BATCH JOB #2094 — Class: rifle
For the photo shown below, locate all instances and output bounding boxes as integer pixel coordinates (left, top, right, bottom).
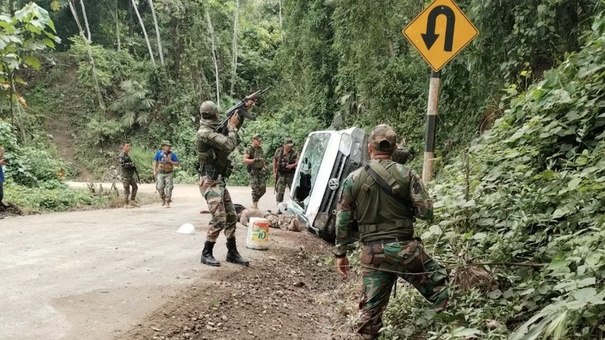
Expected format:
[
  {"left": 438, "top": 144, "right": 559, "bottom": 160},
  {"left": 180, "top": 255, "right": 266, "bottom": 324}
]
[
  {"left": 134, "top": 166, "right": 141, "bottom": 183},
  {"left": 216, "top": 87, "right": 271, "bottom": 135}
]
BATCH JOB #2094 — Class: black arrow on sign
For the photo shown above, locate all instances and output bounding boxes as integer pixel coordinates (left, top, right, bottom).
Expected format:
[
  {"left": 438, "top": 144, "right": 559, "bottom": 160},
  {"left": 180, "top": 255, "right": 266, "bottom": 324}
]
[{"left": 421, "top": 5, "right": 455, "bottom": 51}]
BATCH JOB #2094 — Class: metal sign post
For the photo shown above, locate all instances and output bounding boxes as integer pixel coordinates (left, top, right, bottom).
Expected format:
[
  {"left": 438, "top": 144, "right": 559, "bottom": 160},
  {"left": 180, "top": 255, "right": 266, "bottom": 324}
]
[{"left": 402, "top": 0, "right": 479, "bottom": 182}]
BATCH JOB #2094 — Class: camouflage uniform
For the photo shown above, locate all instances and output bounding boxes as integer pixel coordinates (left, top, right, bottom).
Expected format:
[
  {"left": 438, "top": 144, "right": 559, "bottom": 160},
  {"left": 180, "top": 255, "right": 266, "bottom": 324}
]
[
  {"left": 197, "top": 101, "right": 249, "bottom": 267},
  {"left": 245, "top": 139, "right": 267, "bottom": 206},
  {"left": 264, "top": 212, "right": 302, "bottom": 231},
  {"left": 273, "top": 141, "right": 298, "bottom": 204},
  {"left": 334, "top": 125, "right": 449, "bottom": 338},
  {"left": 118, "top": 150, "right": 138, "bottom": 205},
  {"left": 239, "top": 208, "right": 303, "bottom": 231}
]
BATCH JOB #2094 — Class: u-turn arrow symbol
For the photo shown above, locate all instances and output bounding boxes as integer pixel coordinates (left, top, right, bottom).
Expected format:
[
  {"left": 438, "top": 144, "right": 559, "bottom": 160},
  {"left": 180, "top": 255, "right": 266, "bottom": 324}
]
[{"left": 421, "top": 5, "right": 455, "bottom": 51}]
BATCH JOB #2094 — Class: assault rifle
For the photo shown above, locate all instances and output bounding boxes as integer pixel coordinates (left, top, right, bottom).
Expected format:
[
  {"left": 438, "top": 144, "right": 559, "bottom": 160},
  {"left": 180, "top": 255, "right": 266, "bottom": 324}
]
[
  {"left": 133, "top": 166, "right": 141, "bottom": 183},
  {"left": 216, "top": 87, "right": 271, "bottom": 135}
]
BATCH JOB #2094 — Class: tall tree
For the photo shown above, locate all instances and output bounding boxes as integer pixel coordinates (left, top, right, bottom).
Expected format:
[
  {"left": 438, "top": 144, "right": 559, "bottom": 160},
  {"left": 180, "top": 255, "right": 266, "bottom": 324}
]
[
  {"left": 230, "top": 0, "right": 240, "bottom": 95},
  {"left": 205, "top": 9, "right": 220, "bottom": 104},
  {"left": 130, "top": 0, "right": 156, "bottom": 66},
  {"left": 78, "top": 0, "right": 91, "bottom": 41},
  {"left": 148, "top": 0, "right": 164, "bottom": 66},
  {"left": 67, "top": 0, "right": 106, "bottom": 110},
  {"left": 114, "top": 0, "right": 120, "bottom": 51}
]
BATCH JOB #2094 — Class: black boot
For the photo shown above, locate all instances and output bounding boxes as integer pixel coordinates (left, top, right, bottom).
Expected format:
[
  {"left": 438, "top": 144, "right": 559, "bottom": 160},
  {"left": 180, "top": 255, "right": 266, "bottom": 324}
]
[
  {"left": 226, "top": 238, "right": 250, "bottom": 266},
  {"left": 201, "top": 241, "right": 220, "bottom": 267}
]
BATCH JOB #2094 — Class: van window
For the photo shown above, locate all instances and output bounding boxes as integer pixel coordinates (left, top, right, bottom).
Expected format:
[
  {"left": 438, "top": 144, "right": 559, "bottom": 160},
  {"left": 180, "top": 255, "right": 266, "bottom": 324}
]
[{"left": 292, "top": 132, "right": 332, "bottom": 210}]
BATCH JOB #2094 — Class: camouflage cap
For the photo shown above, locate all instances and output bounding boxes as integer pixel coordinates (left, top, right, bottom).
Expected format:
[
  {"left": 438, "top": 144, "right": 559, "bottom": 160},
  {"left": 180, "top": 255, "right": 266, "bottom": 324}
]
[
  {"left": 283, "top": 138, "right": 294, "bottom": 146},
  {"left": 370, "top": 124, "right": 397, "bottom": 153},
  {"left": 253, "top": 134, "right": 262, "bottom": 140},
  {"left": 161, "top": 140, "right": 172, "bottom": 147}
]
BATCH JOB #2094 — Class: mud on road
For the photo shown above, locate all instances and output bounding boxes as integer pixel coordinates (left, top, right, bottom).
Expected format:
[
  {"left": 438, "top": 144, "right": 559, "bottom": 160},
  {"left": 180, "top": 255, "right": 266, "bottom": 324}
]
[{"left": 116, "top": 230, "right": 359, "bottom": 340}]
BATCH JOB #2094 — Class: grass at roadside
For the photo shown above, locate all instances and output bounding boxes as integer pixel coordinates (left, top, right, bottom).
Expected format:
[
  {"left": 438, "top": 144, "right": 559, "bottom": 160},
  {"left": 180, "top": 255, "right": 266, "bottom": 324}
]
[{"left": 4, "top": 182, "right": 159, "bottom": 215}]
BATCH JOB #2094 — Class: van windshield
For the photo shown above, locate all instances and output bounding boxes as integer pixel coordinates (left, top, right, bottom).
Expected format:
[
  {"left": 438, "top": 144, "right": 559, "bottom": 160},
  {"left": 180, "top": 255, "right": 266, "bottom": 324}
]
[{"left": 292, "top": 132, "right": 333, "bottom": 210}]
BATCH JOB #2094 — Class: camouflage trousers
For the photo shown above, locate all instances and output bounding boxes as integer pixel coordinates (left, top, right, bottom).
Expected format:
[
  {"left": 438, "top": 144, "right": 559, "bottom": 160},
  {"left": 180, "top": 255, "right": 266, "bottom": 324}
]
[
  {"left": 199, "top": 175, "right": 237, "bottom": 242},
  {"left": 122, "top": 176, "right": 138, "bottom": 202},
  {"left": 356, "top": 239, "right": 449, "bottom": 337},
  {"left": 249, "top": 170, "right": 266, "bottom": 203},
  {"left": 275, "top": 173, "right": 294, "bottom": 203},
  {"left": 156, "top": 172, "right": 174, "bottom": 202}
]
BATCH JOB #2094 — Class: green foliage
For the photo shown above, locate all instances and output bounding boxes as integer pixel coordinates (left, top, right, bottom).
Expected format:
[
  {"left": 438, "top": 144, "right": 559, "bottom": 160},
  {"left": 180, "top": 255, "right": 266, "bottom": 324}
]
[
  {"left": 0, "top": 120, "right": 63, "bottom": 188},
  {"left": 68, "top": 35, "right": 137, "bottom": 94},
  {"left": 386, "top": 13, "right": 605, "bottom": 339},
  {"left": 126, "top": 144, "right": 155, "bottom": 183},
  {"left": 110, "top": 79, "right": 155, "bottom": 127},
  {"left": 6, "top": 184, "right": 111, "bottom": 213},
  {"left": 0, "top": 3, "right": 59, "bottom": 89}
]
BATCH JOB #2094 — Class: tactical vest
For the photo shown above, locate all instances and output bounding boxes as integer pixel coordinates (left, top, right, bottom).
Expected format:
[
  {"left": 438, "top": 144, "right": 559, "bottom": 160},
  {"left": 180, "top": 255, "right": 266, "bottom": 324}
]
[
  {"left": 158, "top": 153, "right": 174, "bottom": 173},
  {"left": 196, "top": 122, "right": 233, "bottom": 178},
  {"left": 350, "top": 159, "right": 415, "bottom": 242},
  {"left": 247, "top": 146, "right": 265, "bottom": 172},
  {"left": 277, "top": 148, "right": 296, "bottom": 174}
]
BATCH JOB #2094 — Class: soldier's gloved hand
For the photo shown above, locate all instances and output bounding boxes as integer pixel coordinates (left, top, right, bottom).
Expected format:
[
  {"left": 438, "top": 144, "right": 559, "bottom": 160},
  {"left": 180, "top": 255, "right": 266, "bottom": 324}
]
[{"left": 336, "top": 257, "right": 349, "bottom": 279}]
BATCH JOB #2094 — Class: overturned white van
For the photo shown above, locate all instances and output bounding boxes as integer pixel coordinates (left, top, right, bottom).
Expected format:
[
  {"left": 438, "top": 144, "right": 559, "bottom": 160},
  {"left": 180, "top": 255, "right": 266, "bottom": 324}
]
[{"left": 283, "top": 127, "right": 369, "bottom": 243}]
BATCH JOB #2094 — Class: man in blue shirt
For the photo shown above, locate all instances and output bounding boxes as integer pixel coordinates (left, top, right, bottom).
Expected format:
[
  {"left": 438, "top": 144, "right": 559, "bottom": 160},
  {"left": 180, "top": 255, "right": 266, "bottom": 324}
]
[{"left": 153, "top": 140, "right": 180, "bottom": 208}]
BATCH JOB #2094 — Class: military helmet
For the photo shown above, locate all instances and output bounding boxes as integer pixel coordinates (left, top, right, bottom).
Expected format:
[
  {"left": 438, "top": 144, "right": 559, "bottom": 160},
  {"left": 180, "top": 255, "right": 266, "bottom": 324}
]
[{"left": 200, "top": 101, "right": 219, "bottom": 119}]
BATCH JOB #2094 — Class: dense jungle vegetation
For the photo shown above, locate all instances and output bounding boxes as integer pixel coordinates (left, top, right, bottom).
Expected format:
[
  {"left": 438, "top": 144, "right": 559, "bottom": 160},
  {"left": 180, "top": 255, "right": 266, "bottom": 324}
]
[{"left": 1, "top": 0, "right": 605, "bottom": 338}]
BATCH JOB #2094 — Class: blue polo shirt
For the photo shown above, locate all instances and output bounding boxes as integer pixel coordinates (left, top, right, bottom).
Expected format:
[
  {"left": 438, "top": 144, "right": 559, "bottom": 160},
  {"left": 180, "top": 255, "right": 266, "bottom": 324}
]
[
  {"left": 154, "top": 150, "right": 179, "bottom": 163},
  {"left": 0, "top": 164, "right": 4, "bottom": 183}
]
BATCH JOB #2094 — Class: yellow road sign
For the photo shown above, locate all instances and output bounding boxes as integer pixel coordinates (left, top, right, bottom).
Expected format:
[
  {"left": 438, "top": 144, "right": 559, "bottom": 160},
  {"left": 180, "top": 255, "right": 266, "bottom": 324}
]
[{"left": 403, "top": 0, "right": 478, "bottom": 72}]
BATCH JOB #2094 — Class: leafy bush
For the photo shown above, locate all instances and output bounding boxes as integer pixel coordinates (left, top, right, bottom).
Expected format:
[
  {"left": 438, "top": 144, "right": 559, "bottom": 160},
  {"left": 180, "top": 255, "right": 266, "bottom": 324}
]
[
  {"left": 0, "top": 121, "right": 63, "bottom": 188},
  {"left": 5, "top": 183, "right": 115, "bottom": 213},
  {"left": 385, "top": 14, "right": 605, "bottom": 339}
]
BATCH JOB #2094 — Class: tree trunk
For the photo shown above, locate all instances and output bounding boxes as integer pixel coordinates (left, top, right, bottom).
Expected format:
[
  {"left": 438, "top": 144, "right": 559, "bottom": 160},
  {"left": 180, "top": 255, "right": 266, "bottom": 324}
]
[
  {"left": 131, "top": 0, "right": 156, "bottom": 66},
  {"left": 128, "top": 0, "right": 134, "bottom": 37},
  {"left": 278, "top": 0, "right": 283, "bottom": 39},
  {"left": 115, "top": 0, "right": 121, "bottom": 51},
  {"left": 79, "top": 0, "right": 92, "bottom": 42},
  {"left": 68, "top": 0, "right": 106, "bottom": 111},
  {"left": 229, "top": 0, "right": 239, "bottom": 96},
  {"left": 9, "top": 0, "right": 14, "bottom": 16},
  {"left": 205, "top": 9, "right": 220, "bottom": 104},
  {"left": 148, "top": 0, "right": 164, "bottom": 66}
]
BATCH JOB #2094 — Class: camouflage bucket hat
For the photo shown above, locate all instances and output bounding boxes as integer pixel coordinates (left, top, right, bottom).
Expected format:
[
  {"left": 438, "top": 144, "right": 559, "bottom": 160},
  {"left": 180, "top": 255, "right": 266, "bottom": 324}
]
[
  {"left": 161, "top": 140, "right": 172, "bottom": 147},
  {"left": 283, "top": 138, "right": 294, "bottom": 146},
  {"left": 370, "top": 124, "right": 397, "bottom": 153},
  {"left": 253, "top": 134, "right": 262, "bottom": 140}
]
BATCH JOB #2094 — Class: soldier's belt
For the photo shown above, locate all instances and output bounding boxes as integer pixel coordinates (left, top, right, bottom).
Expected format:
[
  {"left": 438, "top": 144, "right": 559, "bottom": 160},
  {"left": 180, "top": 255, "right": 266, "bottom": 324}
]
[
  {"left": 359, "top": 220, "right": 412, "bottom": 233},
  {"left": 363, "top": 237, "right": 413, "bottom": 246}
]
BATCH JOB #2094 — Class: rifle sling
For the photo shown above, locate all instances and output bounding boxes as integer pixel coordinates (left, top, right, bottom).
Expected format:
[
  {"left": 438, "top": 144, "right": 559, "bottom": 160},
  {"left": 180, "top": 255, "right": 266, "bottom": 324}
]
[{"left": 364, "top": 161, "right": 402, "bottom": 199}]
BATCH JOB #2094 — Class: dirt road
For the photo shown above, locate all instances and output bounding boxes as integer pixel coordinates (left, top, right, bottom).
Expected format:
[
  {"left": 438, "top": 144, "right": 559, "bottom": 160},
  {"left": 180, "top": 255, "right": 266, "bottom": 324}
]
[{"left": 0, "top": 184, "right": 351, "bottom": 340}]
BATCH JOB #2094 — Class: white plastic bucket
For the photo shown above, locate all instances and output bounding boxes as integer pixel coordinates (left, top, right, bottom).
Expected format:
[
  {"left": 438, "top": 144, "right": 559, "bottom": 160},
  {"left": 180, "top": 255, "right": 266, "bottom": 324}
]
[{"left": 246, "top": 217, "right": 270, "bottom": 250}]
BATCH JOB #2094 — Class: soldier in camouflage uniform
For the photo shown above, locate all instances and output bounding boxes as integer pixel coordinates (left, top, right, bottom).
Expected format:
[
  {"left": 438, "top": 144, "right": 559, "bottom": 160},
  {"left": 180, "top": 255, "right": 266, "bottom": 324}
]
[
  {"left": 118, "top": 141, "right": 139, "bottom": 208},
  {"left": 196, "top": 100, "right": 249, "bottom": 267},
  {"left": 272, "top": 138, "right": 298, "bottom": 207},
  {"left": 243, "top": 134, "right": 267, "bottom": 210},
  {"left": 334, "top": 125, "right": 449, "bottom": 339}
]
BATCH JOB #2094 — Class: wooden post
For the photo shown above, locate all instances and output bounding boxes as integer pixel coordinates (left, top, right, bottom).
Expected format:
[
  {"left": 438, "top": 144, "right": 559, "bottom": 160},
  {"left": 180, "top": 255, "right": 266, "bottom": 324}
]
[{"left": 422, "top": 70, "right": 441, "bottom": 183}]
